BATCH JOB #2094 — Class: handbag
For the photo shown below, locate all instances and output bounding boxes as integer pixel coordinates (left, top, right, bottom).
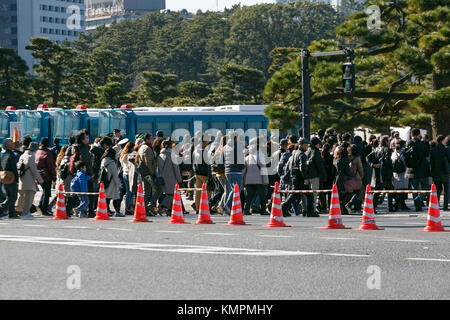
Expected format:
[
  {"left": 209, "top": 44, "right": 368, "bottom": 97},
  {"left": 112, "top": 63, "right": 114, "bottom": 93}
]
[
  {"left": 343, "top": 176, "right": 361, "bottom": 193},
  {"left": 155, "top": 156, "right": 170, "bottom": 186},
  {"left": 0, "top": 171, "right": 15, "bottom": 185}
]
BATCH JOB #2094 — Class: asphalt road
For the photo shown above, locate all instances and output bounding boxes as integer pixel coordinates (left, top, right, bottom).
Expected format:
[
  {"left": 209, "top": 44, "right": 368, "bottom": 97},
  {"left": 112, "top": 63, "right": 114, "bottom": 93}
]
[{"left": 0, "top": 193, "right": 449, "bottom": 300}]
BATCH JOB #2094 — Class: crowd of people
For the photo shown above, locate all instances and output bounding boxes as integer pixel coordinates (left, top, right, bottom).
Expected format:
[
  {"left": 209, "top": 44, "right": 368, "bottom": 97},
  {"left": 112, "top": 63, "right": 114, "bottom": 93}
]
[{"left": 0, "top": 126, "right": 448, "bottom": 220}]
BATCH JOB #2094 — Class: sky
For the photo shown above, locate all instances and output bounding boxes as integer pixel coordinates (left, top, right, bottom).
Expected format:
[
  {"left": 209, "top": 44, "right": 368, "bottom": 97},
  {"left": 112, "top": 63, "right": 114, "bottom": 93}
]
[{"left": 166, "top": 0, "right": 277, "bottom": 12}]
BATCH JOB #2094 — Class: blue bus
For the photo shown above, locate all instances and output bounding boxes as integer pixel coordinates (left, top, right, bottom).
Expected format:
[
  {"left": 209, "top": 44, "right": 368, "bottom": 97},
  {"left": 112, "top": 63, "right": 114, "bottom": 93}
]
[{"left": 0, "top": 105, "right": 295, "bottom": 145}]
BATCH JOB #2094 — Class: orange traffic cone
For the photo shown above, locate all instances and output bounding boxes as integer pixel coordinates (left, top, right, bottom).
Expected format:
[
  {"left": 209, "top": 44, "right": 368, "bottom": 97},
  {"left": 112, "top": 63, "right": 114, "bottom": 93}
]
[
  {"left": 418, "top": 184, "right": 448, "bottom": 232},
  {"left": 263, "top": 182, "right": 290, "bottom": 227},
  {"left": 91, "top": 183, "right": 112, "bottom": 221},
  {"left": 354, "top": 185, "right": 383, "bottom": 230},
  {"left": 225, "top": 184, "right": 247, "bottom": 225},
  {"left": 320, "top": 184, "right": 349, "bottom": 229},
  {"left": 51, "top": 184, "right": 71, "bottom": 220},
  {"left": 195, "top": 184, "right": 214, "bottom": 225},
  {"left": 129, "top": 184, "right": 150, "bottom": 223},
  {"left": 166, "top": 184, "right": 190, "bottom": 224}
]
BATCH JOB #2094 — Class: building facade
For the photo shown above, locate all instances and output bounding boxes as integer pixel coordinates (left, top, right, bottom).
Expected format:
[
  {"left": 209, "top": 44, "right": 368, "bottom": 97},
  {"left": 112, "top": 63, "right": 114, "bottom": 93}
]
[
  {"left": 85, "top": 0, "right": 165, "bottom": 32},
  {"left": 0, "top": 0, "right": 86, "bottom": 70}
]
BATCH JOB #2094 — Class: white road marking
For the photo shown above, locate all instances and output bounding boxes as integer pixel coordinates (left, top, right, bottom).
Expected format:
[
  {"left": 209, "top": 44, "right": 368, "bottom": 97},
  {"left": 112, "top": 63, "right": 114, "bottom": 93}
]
[
  {"left": 62, "top": 226, "right": 90, "bottom": 229},
  {"left": 99, "top": 228, "right": 134, "bottom": 231},
  {"left": 323, "top": 253, "right": 370, "bottom": 257},
  {"left": 321, "top": 237, "right": 358, "bottom": 240},
  {"left": 154, "top": 230, "right": 185, "bottom": 233},
  {"left": 0, "top": 223, "right": 9, "bottom": 225},
  {"left": 385, "top": 238, "right": 430, "bottom": 243},
  {"left": 203, "top": 232, "right": 237, "bottom": 236},
  {"left": 407, "top": 258, "right": 450, "bottom": 262},
  {"left": 259, "top": 235, "right": 294, "bottom": 238},
  {"left": 0, "top": 234, "right": 369, "bottom": 257},
  {"left": 23, "top": 224, "right": 48, "bottom": 228}
]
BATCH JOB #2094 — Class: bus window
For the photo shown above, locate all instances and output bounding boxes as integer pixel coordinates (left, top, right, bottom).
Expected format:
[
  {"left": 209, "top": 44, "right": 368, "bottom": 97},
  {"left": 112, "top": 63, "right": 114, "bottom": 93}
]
[
  {"left": 248, "top": 121, "right": 263, "bottom": 130},
  {"left": 99, "top": 111, "right": 127, "bottom": 137},
  {"left": 174, "top": 122, "right": 190, "bottom": 131},
  {"left": 137, "top": 122, "right": 153, "bottom": 135},
  {"left": 156, "top": 122, "right": 171, "bottom": 138},
  {"left": 211, "top": 122, "right": 226, "bottom": 133},
  {"left": 109, "top": 111, "right": 127, "bottom": 136},
  {"left": 0, "top": 113, "right": 9, "bottom": 140},
  {"left": 17, "top": 112, "right": 41, "bottom": 140},
  {"left": 230, "top": 121, "right": 245, "bottom": 131},
  {"left": 54, "top": 111, "right": 81, "bottom": 140}
]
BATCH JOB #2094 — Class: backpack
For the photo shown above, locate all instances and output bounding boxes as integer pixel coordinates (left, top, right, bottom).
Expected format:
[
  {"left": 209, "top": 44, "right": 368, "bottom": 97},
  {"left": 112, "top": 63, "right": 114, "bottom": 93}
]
[
  {"left": 404, "top": 145, "right": 419, "bottom": 168},
  {"left": 392, "top": 155, "right": 406, "bottom": 174},
  {"left": 98, "top": 166, "right": 112, "bottom": 189},
  {"left": 18, "top": 161, "right": 27, "bottom": 177},
  {"left": 69, "top": 151, "right": 80, "bottom": 175},
  {"left": 59, "top": 161, "right": 70, "bottom": 180}
]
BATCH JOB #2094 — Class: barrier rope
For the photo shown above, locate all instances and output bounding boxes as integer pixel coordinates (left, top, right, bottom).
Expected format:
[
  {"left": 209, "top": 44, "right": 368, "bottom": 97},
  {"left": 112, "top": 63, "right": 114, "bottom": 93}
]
[
  {"left": 370, "top": 190, "right": 431, "bottom": 194},
  {"left": 178, "top": 188, "right": 203, "bottom": 192},
  {"left": 278, "top": 189, "right": 332, "bottom": 194},
  {"left": 61, "top": 192, "right": 100, "bottom": 196}
]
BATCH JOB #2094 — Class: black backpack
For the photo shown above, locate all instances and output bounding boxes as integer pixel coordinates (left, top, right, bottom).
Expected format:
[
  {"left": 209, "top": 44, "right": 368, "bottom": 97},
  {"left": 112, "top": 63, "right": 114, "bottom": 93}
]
[
  {"left": 392, "top": 156, "right": 406, "bottom": 174},
  {"left": 404, "top": 145, "right": 420, "bottom": 168},
  {"left": 98, "top": 167, "right": 112, "bottom": 189},
  {"left": 59, "top": 162, "right": 70, "bottom": 180}
]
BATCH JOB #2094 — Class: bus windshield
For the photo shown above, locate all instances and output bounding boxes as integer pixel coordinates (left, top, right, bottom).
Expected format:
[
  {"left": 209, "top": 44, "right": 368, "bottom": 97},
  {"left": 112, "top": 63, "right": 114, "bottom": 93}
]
[
  {"left": 16, "top": 111, "right": 41, "bottom": 140},
  {"left": 99, "top": 111, "right": 127, "bottom": 137},
  {"left": 54, "top": 111, "right": 82, "bottom": 140},
  {"left": 0, "top": 112, "right": 10, "bottom": 141}
]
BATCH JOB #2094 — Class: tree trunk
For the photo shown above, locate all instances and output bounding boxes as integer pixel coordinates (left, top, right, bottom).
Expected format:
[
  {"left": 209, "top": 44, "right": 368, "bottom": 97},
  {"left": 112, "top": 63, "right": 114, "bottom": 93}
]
[
  {"left": 431, "top": 111, "right": 450, "bottom": 138},
  {"left": 430, "top": 72, "right": 450, "bottom": 138}
]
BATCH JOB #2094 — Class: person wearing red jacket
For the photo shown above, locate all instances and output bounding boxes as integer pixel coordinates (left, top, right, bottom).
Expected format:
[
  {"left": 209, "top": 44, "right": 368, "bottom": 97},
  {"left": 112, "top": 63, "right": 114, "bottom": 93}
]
[{"left": 36, "top": 137, "right": 56, "bottom": 216}]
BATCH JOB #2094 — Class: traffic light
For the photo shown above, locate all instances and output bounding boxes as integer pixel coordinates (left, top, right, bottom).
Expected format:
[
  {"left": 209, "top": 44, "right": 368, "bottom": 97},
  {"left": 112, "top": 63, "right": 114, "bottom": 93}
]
[{"left": 342, "top": 62, "right": 355, "bottom": 93}]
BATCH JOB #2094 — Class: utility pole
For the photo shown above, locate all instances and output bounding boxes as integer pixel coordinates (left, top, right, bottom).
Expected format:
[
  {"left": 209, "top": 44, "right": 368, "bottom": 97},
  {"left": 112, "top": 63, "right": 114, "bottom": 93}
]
[
  {"left": 301, "top": 49, "right": 311, "bottom": 140},
  {"left": 300, "top": 48, "right": 355, "bottom": 140}
]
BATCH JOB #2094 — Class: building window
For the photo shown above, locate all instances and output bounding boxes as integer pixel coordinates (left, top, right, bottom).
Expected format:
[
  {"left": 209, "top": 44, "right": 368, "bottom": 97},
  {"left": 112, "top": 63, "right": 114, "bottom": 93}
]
[
  {"left": 55, "top": 18, "right": 60, "bottom": 23},
  {"left": 48, "top": 6, "right": 54, "bottom": 11},
  {"left": 42, "top": 28, "right": 48, "bottom": 34},
  {"left": 55, "top": 6, "right": 60, "bottom": 12},
  {"left": 49, "top": 17, "right": 54, "bottom": 23},
  {"left": 41, "top": 5, "right": 48, "bottom": 10},
  {"left": 61, "top": 18, "right": 66, "bottom": 24},
  {"left": 67, "top": 30, "right": 72, "bottom": 36},
  {"left": 61, "top": 30, "right": 67, "bottom": 35}
]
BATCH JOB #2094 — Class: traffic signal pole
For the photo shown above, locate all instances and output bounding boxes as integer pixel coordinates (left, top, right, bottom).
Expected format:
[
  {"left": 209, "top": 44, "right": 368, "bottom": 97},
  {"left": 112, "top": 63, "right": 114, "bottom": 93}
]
[
  {"left": 301, "top": 49, "right": 311, "bottom": 140},
  {"left": 300, "top": 48, "right": 354, "bottom": 140}
]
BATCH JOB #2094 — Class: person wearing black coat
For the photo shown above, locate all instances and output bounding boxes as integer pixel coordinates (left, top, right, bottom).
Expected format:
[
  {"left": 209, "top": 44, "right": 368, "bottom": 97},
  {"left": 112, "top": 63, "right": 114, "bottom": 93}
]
[
  {"left": 281, "top": 139, "right": 315, "bottom": 217},
  {"left": 367, "top": 136, "right": 396, "bottom": 212},
  {"left": 306, "top": 137, "right": 327, "bottom": 213},
  {"left": 0, "top": 139, "right": 19, "bottom": 219},
  {"left": 430, "top": 135, "right": 449, "bottom": 210},
  {"left": 333, "top": 143, "right": 353, "bottom": 214},
  {"left": 405, "top": 128, "right": 430, "bottom": 211}
]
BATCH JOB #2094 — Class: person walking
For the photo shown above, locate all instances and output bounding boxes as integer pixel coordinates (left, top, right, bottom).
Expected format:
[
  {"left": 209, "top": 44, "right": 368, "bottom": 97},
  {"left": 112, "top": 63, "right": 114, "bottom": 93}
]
[
  {"left": 306, "top": 137, "right": 327, "bottom": 215},
  {"left": 430, "top": 135, "right": 449, "bottom": 210},
  {"left": 100, "top": 147, "right": 122, "bottom": 217},
  {"left": 281, "top": 139, "right": 314, "bottom": 217},
  {"left": 16, "top": 142, "right": 43, "bottom": 219},
  {"left": 136, "top": 133, "right": 161, "bottom": 216},
  {"left": 70, "top": 161, "right": 91, "bottom": 217},
  {"left": 36, "top": 137, "right": 56, "bottom": 216},
  {"left": 157, "top": 140, "right": 183, "bottom": 215},
  {"left": 346, "top": 144, "right": 364, "bottom": 214},
  {"left": 0, "top": 139, "right": 19, "bottom": 219},
  {"left": 120, "top": 142, "right": 136, "bottom": 215},
  {"left": 333, "top": 143, "right": 353, "bottom": 214},
  {"left": 243, "top": 144, "right": 269, "bottom": 215},
  {"left": 405, "top": 128, "right": 430, "bottom": 211},
  {"left": 391, "top": 140, "right": 409, "bottom": 211}
]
